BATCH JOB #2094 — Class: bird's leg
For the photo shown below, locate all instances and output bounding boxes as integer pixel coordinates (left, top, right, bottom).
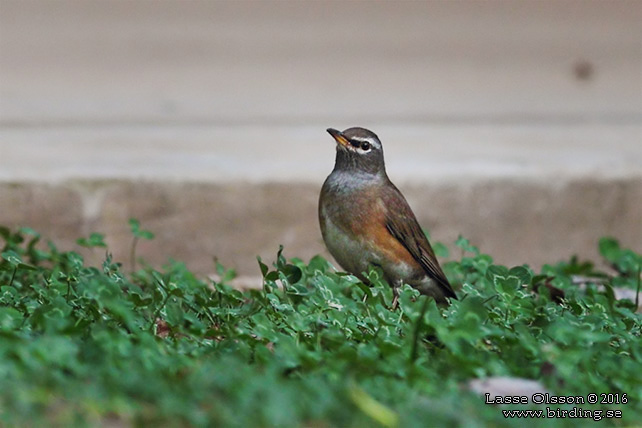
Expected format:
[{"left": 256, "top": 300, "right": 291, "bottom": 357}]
[
  {"left": 360, "top": 277, "right": 373, "bottom": 304},
  {"left": 391, "top": 280, "right": 402, "bottom": 310}
]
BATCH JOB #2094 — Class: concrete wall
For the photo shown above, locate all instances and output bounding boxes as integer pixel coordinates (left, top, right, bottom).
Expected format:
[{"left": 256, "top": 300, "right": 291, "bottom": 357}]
[{"left": 1, "top": 0, "right": 641, "bottom": 276}]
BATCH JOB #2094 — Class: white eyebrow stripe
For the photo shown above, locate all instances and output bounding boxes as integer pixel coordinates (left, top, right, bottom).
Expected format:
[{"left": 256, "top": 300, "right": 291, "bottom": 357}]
[
  {"left": 350, "top": 136, "right": 372, "bottom": 143},
  {"left": 349, "top": 136, "right": 378, "bottom": 147}
]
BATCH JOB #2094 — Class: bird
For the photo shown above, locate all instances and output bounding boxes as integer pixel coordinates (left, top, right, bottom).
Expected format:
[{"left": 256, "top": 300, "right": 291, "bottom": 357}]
[{"left": 319, "top": 127, "right": 457, "bottom": 307}]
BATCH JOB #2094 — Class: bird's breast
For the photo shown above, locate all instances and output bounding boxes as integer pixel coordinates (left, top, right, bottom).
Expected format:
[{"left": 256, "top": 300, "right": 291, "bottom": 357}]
[{"left": 319, "top": 175, "right": 421, "bottom": 281}]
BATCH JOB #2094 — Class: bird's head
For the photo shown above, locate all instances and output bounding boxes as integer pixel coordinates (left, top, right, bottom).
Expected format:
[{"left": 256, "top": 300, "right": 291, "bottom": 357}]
[{"left": 326, "top": 127, "right": 386, "bottom": 176}]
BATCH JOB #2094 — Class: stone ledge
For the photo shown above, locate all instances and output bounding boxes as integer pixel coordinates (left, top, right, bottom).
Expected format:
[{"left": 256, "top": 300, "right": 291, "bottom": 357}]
[{"left": 1, "top": 178, "right": 640, "bottom": 277}]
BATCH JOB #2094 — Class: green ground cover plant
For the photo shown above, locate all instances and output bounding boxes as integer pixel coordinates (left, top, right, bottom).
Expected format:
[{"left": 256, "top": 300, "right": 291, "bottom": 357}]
[{"left": 0, "top": 222, "right": 640, "bottom": 427}]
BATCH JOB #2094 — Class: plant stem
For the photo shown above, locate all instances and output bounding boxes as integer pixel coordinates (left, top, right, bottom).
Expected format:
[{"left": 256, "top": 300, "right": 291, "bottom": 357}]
[
  {"left": 409, "top": 296, "right": 430, "bottom": 364},
  {"left": 635, "top": 265, "right": 642, "bottom": 311},
  {"left": 130, "top": 236, "right": 139, "bottom": 273},
  {"left": 9, "top": 266, "right": 17, "bottom": 287}
]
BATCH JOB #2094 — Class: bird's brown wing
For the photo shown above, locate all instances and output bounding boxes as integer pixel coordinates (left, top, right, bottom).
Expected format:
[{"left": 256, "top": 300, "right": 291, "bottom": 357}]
[{"left": 382, "top": 184, "right": 457, "bottom": 299}]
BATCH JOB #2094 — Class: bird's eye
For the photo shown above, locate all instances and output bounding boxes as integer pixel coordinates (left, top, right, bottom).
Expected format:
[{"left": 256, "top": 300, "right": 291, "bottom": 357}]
[{"left": 361, "top": 141, "right": 370, "bottom": 151}]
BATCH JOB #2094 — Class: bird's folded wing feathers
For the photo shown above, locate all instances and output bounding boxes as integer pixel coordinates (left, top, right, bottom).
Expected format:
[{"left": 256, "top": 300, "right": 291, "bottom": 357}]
[{"left": 384, "top": 203, "right": 457, "bottom": 300}]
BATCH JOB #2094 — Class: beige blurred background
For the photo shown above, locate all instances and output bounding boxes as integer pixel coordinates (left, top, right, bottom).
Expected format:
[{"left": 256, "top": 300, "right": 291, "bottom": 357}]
[{"left": 1, "top": 0, "right": 641, "bottom": 278}]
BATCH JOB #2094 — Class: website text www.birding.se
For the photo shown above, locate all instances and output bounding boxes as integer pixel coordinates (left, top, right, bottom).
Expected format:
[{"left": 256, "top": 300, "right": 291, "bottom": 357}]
[{"left": 485, "top": 393, "right": 626, "bottom": 421}]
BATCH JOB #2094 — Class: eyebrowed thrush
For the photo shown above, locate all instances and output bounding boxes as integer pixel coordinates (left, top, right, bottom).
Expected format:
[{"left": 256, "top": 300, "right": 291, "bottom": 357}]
[{"left": 319, "top": 127, "right": 457, "bottom": 305}]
